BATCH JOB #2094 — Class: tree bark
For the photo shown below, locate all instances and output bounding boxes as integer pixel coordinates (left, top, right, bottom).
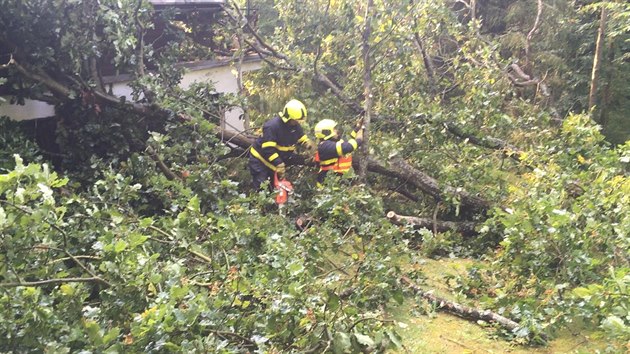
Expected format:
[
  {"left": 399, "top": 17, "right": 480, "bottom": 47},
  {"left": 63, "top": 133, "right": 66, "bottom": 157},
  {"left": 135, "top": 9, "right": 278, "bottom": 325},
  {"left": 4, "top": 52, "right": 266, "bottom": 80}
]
[
  {"left": 413, "top": 32, "right": 436, "bottom": 91},
  {"left": 358, "top": 0, "right": 374, "bottom": 181},
  {"left": 385, "top": 158, "right": 491, "bottom": 212},
  {"left": 589, "top": 7, "right": 608, "bottom": 112},
  {"left": 599, "top": 37, "right": 615, "bottom": 126},
  {"left": 525, "top": 0, "right": 543, "bottom": 71},
  {"left": 387, "top": 211, "right": 478, "bottom": 237},
  {"left": 146, "top": 146, "right": 181, "bottom": 181},
  {"left": 400, "top": 276, "right": 533, "bottom": 337}
]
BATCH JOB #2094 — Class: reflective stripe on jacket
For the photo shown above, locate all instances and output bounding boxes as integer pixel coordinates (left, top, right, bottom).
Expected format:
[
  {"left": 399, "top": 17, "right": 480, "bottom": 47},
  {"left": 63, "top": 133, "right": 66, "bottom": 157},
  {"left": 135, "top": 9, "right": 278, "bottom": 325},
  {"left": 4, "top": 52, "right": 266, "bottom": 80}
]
[{"left": 315, "top": 138, "right": 361, "bottom": 174}]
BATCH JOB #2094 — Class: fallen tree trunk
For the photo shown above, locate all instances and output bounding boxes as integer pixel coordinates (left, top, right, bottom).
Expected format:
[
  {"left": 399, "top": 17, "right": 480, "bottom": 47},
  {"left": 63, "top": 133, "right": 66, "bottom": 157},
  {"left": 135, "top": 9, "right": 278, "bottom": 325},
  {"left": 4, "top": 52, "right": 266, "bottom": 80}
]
[
  {"left": 219, "top": 130, "right": 492, "bottom": 212},
  {"left": 400, "top": 276, "right": 523, "bottom": 335},
  {"left": 387, "top": 211, "right": 478, "bottom": 237},
  {"left": 381, "top": 158, "right": 491, "bottom": 212}
]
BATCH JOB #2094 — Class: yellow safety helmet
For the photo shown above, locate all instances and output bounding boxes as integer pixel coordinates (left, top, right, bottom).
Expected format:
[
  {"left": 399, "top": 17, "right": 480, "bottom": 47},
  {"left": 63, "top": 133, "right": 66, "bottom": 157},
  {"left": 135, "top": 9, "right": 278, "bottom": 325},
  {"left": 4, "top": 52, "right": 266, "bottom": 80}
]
[
  {"left": 279, "top": 99, "right": 307, "bottom": 123},
  {"left": 314, "top": 119, "right": 338, "bottom": 140}
]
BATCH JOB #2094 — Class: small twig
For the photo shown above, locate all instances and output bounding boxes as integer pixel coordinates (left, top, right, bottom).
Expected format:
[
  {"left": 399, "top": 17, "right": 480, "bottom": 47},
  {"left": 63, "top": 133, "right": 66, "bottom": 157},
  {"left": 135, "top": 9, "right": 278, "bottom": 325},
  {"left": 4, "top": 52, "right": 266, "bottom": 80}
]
[
  {"left": 147, "top": 225, "right": 174, "bottom": 240},
  {"left": 212, "top": 330, "right": 257, "bottom": 348},
  {"left": 432, "top": 201, "right": 440, "bottom": 236},
  {"left": 190, "top": 270, "right": 214, "bottom": 280},
  {"left": 51, "top": 255, "right": 101, "bottom": 263},
  {"left": 190, "top": 281, "right": 214, "bottom": 287},
  {"left": 348, "top": 316, "right": 395, "bottom": 332},
  {"left": 146, "top": 145, "right": 181, "bottom": 181},
  {"left": 439, "top": 335, "right": 489, "bottom": 353},
  {"left": 189, "top": 249, "right": 212, "bottom": 264},
  {"left": 148, "top": 236, "right": 172, "bottom": 244},
  {"left": 0, "top": 200, "right": 68, "bottom": 248},
  {"left": 568, "top": 337, "right": 590, "bottom": 352},
  {"left": 324, "top": 256, "right": 351, "bottom": 276},
  {"left": 0, "top": 54, "right": 15, "bottom": 69},
  {"left": 341, "top": 227, "right": 354, "bottom": 241},
  {"left": 65, "top": 250, "right": 111, "bottom": 287}
]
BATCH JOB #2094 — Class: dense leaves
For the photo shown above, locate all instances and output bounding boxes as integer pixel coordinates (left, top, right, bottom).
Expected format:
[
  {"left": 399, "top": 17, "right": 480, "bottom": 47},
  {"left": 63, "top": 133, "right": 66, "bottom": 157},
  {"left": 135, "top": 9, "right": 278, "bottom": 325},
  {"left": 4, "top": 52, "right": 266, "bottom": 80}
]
[
  {"left": 1, "top": 0, "right": 629, "bottom": 351},
  {"left": 0, "top": 152, "right": 406, "bottom": 352}
]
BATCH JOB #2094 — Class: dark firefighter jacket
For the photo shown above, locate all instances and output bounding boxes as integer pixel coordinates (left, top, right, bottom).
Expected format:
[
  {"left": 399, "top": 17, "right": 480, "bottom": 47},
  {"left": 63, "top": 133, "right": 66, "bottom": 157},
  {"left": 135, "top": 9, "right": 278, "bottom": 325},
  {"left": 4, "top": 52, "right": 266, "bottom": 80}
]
[
  {"left": 250, "top": 116, "right": 309, "bottom": 171},
  {"left": 315, "top": 134, "right": 362, "bottom": 184}
]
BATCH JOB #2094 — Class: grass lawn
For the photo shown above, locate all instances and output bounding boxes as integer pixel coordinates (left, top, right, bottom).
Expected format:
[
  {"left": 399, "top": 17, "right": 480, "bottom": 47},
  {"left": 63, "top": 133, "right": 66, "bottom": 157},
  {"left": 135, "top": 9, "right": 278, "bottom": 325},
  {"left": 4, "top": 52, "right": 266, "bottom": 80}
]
[{"left": 388, "top": 258, "right": 611, "bottom": 354}]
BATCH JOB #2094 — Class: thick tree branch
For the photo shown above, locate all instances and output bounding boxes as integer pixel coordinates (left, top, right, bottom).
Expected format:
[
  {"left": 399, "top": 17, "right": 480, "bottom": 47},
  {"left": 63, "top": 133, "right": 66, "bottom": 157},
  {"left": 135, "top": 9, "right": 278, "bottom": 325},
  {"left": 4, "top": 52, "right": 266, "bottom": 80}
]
[
  {"left": 10, "top": 60, "right": 74, "bottom": 98},
  {"left": 146, "top": 146, "right": 182, "bottom": 181},
  {"left": 525, "top": 0, "right": 543, "bottom": 69},
  {"left": 401, "top": 276, "right": 537, "bottom": 338},
  {"left": 313, "top": 72, "right": 364, "bottom": 114},
  {"left": 429, "top": 115, "right": 528, "bottom": 163},
  {"left": 358, "top": 0, "right": 374, "bottom": 181},
  {"left": 219, "top": 130, "right": 491, "bottom": 211},
  {"left": 387, "top": 211, "right": 478, "bottom": 237},
  {"left": 506, "top": 63, "right": 550, "bottom": 97},
  {"left": 413, "top": 32, "right": 436, "bottom": 88},
  {"left": 589, "top": 7, "right": 608, "bottom": 111},
  {"left": 383, "top": 158, "right": 491, "bottom": 212}
]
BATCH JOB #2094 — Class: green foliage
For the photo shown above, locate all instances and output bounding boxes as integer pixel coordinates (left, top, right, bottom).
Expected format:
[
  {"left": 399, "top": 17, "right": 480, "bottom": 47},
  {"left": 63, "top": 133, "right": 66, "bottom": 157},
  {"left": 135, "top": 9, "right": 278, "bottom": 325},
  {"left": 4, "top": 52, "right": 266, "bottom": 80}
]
[
  {"left": 2, "top": 0, "right": 629, "bottom": 349},
  {"left": 0, "top": 154, "right": 405, "bottom": 352},
  {"left": 0, "top": 118, "right": 42, "bottom": 172},
  {"left": 471, "top": 114, "right": 630, "bottom": 344},
  {"left": 571, "top": 267, "right": 630, "bottom": 344}
]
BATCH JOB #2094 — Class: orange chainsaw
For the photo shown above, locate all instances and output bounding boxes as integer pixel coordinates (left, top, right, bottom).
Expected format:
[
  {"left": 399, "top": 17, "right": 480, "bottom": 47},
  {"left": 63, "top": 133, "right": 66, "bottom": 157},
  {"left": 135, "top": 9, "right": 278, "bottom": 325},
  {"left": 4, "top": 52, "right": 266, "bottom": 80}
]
[{"left": 274, "top": 172, "right": 294, "bottom": 205}]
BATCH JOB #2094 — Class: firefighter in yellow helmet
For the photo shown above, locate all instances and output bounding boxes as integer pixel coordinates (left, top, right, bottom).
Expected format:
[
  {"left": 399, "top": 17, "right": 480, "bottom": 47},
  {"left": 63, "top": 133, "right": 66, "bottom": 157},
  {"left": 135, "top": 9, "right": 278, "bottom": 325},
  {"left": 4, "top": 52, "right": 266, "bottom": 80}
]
[
  {"left": 249, "top": 99, "right": 316, "bottom": 190},
  {"left": 314, "top": 119, "right": 363, "bottom": 186}
]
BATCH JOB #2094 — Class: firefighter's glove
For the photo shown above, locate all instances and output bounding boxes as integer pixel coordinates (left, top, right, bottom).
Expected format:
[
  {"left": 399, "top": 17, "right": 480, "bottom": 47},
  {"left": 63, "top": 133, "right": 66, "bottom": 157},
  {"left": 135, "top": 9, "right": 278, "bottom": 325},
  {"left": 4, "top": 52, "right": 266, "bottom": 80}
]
[
  {"left": 355, "top": 127, "right": 364, "bottom": 140},
  {"left": 276, "top": 163, "right": 286, "bottom": 179},
  {"left": 352, "top": 127, "right": 364, "bottom": 140}
]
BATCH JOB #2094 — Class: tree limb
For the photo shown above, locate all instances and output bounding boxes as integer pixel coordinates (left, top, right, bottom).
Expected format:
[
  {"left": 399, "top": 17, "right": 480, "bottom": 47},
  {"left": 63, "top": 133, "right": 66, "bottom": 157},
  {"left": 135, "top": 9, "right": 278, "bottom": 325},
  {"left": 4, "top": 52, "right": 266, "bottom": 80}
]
[
  {"left": 381, "top": 158, "right": 491, "bottom": 212},
  {"left": 589, "top": 7, "right": 608, "bottom": 111},
  {"left": 146, "top": 145, "right": 181, "bottom": 181},
  {"left": 226, "top": 0, "right": 295, "bottom": 69},
  {"left": 413, "top": 32, "right": 436, "bottom": 88},
  {"left": 0, "top": 277, "right": 105, "bottom": 287},
  {"left": 1, "top": 54, "right": 15, "bottom": 69},
  {"left": 10, "top": 59, "right": 74, "bottom": 98},
  {"left": 358, "top": 0, "right": 374, "bottom": 181},
  {"left": 525, "top": 0, "right": 543, "bottom": 69},
  {"left": 387, "top": 211, "right": 478, "bottom": 237},
  {"left": 506, "top": 63, "right": 550, "bottom": 97},
  {"left": 401, "top": 276, "right": 528, "bottom": 335}
]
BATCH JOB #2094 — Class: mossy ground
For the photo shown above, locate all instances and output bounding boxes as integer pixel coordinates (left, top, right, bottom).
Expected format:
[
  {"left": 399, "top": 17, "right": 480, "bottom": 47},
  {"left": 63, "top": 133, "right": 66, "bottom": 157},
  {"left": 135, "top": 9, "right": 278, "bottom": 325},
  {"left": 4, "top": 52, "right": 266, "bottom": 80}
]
[{"left": 388, "top": 258, "right": 610, "bottom": 354}]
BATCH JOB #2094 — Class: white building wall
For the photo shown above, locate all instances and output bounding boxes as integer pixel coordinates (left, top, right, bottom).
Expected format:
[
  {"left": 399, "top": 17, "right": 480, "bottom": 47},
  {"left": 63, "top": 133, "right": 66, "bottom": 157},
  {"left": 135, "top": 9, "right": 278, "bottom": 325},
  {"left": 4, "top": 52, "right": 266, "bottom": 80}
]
[
  {"left": 0, "top": 98, "right": 55, "bottom": 121},
  {"left": 0, "top": 58, "right": 261, "bottom": 133}
]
